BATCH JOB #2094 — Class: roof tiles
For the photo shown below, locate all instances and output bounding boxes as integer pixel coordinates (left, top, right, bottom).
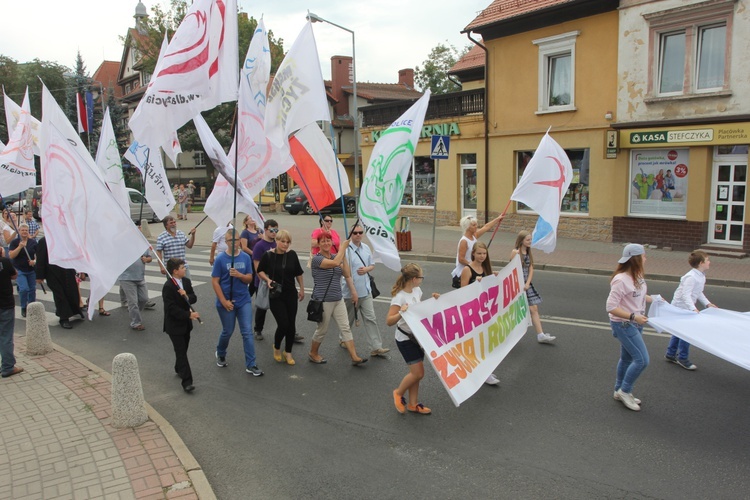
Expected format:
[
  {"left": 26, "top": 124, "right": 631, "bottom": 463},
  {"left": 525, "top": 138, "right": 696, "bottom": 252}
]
[{"left": 465, "top": 0, "right": 576, "bottom": 31}]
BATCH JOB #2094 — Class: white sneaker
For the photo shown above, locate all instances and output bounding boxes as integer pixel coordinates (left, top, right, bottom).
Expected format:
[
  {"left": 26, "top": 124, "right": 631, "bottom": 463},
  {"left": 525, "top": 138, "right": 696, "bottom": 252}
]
[
  {"left": 613, "top": 391, "right": 641, "bottom": 405},
  {"left": 615, "top": 389, "right": 641, "bottom": 411},
  {"left": 537, "top": 333, "right": 556, "bottom": 344},
  {"left": 484, "top": 374, "right": 500, "bottom": 386}
]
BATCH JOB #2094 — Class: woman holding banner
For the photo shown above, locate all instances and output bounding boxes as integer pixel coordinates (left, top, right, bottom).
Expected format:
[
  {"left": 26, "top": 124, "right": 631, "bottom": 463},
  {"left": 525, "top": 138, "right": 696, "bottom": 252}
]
[
  {"left": 387, "top": 263, "right": 439, "bottom": 415},
  {"left": 308, "top": 233, "right": 367, "bottom": 366},
  {"left": 511, "top": 231, "right": 555, "bottom": 344},
  {"left": 606, "top": 244, "right": 655, "bottom": 412},
  {"left": 460, "top": 242, "right": 500, "bottom": 386}
]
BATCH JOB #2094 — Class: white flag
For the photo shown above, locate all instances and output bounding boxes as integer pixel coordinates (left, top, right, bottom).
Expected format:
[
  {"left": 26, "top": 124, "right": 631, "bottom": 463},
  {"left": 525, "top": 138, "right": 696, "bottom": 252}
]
[
  {"left": 40, "top": 85, "right": 148, "bottom": 319},
  {"left": 124, "top": 141, "right": 175, "bottom": 220},
  {"left": 4, "top": 89, "right": 41, "bottom": 155},
  {"left": 95, "top": 107, "right": 130, "bottom": 214},
  {"left": 194, "top": 113, "right": 260, "bottom": 226},
  {"left": 228, "top": 18, "right": 293, "bottom": 197},
  {"left": 510, "top": 132, "right": 573, "bottom": 253},
  {"left": 129, "top": 0, "right": 238, "bottom": 148},
  {"left": 154, "top": 32, "right": 184, "bottom": 166},
  {"left": 0, "top": 88, "right": 36, "bottom": 197},
  {"left": 358, "top": 91, "right": 431, "bottom": 271},
  {"left": 264, "top": 22, "right": 329, "bottom": 147}
]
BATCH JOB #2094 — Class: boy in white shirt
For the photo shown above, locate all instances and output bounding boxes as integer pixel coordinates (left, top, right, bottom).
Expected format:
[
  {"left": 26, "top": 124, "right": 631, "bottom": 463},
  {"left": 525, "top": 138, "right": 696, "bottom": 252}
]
[{"left": 665, "top": 250, "right": 717, "bottom": 371}]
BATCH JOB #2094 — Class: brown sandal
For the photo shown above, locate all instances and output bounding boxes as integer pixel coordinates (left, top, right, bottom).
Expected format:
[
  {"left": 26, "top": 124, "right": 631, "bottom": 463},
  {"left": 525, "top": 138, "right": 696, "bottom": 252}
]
[{"left": 98, "top": 308, "right": 111, "bottom": 316}]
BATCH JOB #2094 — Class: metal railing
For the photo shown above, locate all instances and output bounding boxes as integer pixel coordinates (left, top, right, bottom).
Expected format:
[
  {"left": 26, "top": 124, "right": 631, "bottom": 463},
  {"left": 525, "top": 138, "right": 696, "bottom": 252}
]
[{"left": 361, "top": 88, "right": 484, "bottom": 127}]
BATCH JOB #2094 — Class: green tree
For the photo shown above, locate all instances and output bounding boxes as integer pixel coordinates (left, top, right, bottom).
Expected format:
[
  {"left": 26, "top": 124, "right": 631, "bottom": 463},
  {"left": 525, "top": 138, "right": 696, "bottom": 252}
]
[
  {"left": 414, "top": 42, "right": 471, "bottom": 94},
  {"left": 64, "top": 51, "right": 101, "bottom": 155},
  {"left": 105, "top": 87, "right": 129, "bottom": 155}
]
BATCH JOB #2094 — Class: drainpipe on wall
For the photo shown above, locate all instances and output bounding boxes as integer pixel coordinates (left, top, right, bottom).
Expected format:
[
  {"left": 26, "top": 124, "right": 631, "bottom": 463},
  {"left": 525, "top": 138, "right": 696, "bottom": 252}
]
[{"left": 466, "top": 32, "right": 490, "bottom": 224}]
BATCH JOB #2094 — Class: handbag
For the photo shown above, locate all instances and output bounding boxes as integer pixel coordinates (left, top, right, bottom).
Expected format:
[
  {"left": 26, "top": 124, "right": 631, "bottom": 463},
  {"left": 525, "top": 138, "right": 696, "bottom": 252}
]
[
  {"left": 255, "top": 280, "right": 270, "bottom": 310},
  {"left": 452, "top": 276, "right": 461, "bottom": 289},
  {"left": 266, "top": 251, "right": 286, "bottom": 299},
  {"left": 307, "top": 258, "right": 336, "bottom": 323},
  {"left": 351, "top": 246, "right": 380, "bottom": 299}
]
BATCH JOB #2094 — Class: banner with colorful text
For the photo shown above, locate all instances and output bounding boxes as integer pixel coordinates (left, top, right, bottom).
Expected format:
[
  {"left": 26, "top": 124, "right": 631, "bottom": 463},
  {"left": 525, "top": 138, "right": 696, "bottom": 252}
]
[{"left": 401, "top": 255, "right": 531, "bottom": 406}]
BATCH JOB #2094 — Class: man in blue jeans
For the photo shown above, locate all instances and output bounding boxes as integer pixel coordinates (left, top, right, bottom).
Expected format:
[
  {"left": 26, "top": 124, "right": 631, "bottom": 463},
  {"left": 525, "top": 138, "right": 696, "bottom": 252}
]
[
  {"left": 212, "top": 230, "right": 263, "bottom": 376},
  {"left": 1, "top": 248, "right": 24, "bottom": 378},
  {"left": 8, "top": 223, "right": 37, "bottom": 318}
]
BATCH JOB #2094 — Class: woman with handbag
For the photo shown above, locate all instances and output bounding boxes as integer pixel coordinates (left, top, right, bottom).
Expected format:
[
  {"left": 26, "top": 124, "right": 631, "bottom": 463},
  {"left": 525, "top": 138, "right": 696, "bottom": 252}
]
[
  {"left": 257, "top": 230, "right": 304, "bottom": 365},
  {"left": 308, "top": 233, "right": 367, "bottom": 366}
]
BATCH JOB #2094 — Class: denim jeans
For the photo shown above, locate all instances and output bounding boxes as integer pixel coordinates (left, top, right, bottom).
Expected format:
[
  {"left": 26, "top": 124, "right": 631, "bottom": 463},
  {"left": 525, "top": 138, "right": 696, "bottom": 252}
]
[
  {"left": 666, "top": 335, "right": 691, "bottom": 360},
  {"left": 0, "top": 308, "right": 16, "bottom": 376},
  {"left": 610, "top": 321, "right": 650, "bottom": 394},
  {"left": 16, "top": 269, "right": 36, "bottom": 309},
  {"left": 216, "top": 301, "right": 256, "bottom": 368}
]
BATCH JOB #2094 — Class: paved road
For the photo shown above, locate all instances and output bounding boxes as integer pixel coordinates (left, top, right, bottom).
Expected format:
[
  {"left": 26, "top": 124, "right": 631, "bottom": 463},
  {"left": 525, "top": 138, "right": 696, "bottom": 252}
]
[{"left": 25, "top": 249, "right": 750, "bottom": 499}]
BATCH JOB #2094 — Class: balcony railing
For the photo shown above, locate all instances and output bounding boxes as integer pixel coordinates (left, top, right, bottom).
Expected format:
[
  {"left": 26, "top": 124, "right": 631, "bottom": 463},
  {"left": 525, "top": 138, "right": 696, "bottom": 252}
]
[{"left": 361, "top": 88, "right": 485, "bottom": 127}]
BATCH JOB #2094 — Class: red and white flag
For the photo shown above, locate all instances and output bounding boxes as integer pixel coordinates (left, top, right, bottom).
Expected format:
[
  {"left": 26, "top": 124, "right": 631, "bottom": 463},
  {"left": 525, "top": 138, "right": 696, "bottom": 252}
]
[
  {"left": 76, "top": 93, "right": 89, "bottom": 133},
  {"left": 510, "top": 132, "right": 573, "bottom": 253},
  {"left": 264, "top": 22, "right": 329, "bottom": 147},
  {"left": 153, "top": 32, "right": 183, "bottom": 166},
  {"left": 129, "top": 0, "right": 238, "bottom": 148},
  {"left": 0, "top": 88, "right": 36, "bottom": 197},
  {"left": 4, "top": 89, "right": 41, "bottom": 155},
  {"left": 40, "top": 85, "right": 149, "bottom": 319},
  {"left": 288, "top": 123, "right": 350, "bottom": 211}
]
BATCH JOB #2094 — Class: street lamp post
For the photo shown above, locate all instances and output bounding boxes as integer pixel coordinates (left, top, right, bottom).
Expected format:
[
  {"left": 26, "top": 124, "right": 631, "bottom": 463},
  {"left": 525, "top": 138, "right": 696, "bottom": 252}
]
[{"left": 306, "top": 12, "right": 360, "bottom": 207}]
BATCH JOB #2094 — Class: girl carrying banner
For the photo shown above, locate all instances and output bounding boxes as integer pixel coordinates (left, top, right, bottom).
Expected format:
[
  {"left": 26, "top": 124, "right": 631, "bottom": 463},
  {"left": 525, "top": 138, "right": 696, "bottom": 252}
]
[{"left": 387, "top": 263, "right": 440, "bottom": 415}]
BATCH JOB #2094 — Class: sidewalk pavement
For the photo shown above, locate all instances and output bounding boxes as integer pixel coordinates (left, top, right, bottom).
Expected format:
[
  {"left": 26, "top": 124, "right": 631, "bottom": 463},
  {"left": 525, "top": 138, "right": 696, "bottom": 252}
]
[
  {"left": 172, "top": 209, "right": 750, "bottom": 288},
  {"left": 0, "top": 335, "right": 215, "bottom": 500}
]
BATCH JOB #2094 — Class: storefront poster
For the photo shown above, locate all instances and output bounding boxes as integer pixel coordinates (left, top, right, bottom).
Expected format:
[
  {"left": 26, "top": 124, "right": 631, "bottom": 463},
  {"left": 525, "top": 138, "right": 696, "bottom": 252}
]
[{"left": 629, "top": 148, "right": 688, "bottom": 218}]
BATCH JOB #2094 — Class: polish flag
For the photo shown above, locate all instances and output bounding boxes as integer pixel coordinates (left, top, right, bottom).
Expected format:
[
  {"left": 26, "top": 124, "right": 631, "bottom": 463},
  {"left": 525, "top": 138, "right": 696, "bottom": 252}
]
[
  {"left": 76, "top": 93, "right": 88, "bottom": 133},
  {"left": 288, "top": 123, "right": 350, "bottom": 211}
]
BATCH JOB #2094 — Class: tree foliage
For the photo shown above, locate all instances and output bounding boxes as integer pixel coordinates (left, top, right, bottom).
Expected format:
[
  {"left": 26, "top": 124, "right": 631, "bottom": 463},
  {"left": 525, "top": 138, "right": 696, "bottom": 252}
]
[{"left": 414, "top": 42, "right": 472, "bottom": 95}]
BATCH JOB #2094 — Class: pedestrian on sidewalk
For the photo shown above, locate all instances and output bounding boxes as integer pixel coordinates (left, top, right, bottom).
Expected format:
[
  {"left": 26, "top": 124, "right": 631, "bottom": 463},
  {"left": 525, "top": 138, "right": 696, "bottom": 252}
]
[
  {"left": 388, "top": 263, "right": 439, "bottom": 415},
  {"left": 212, "top": 230, "right": 263, "bottom": 377},
  {"left": 308, "top": 234, "right": 367, "bottom": 366},
  {"left": 606, "top": 244, "right": 655, "bottom": 412},
  {"left": 177, "top": 184, "right": 188, "bottom": 220},
  {"left": 257, "top": 230, "right": 304, "bottom": 365},
  {"left": 451, "top": 215, "right": 503, "bottom": 288},
  {"left": 664, "top": 250, "right": 717, "bottom": 371},
  {"left": 511, "top": 231, "right": 556, "bottom": 344},
  {"left": 8, "top": 223, "right": 37, "bottom": 318},
  {"left": 35, "top": 237, "right": 80, "bottom": 329},
  {"left": 342, "top": 225, "right": 389, "bottom": 358},
  {"left": 162, "top": 258, "right": 200, "bottom": 393},
  {"left": 460, "top": 242, "right": 500, "bottom": 386},
  {"left": 1, "top": 247, "right": 24, "bottom": 378},
  {"left": 119, "top": 251, "right": 152, "bottom": 331}
]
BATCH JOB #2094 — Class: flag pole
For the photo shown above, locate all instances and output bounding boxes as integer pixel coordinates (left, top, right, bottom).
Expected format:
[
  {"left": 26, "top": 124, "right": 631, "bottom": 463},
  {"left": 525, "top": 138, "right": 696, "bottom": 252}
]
[
  {"left": 487, "top": 198, "right": 512, "bottom": 249},
  {"left": 328, "top": 122, "right": 349, "bottom": 236},
  {"left": 138, "top": 148, "right": 149, "bottom": 223},
  {"left": 150, "top": 245, "right": 202, "bottom": 324},
  {"left": 228, "top": 104, "right": 240, "bottom": 300}
]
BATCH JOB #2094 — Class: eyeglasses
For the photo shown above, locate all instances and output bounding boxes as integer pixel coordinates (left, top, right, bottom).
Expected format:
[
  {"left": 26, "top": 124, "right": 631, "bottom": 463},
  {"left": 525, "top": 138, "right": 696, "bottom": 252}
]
[
  {"left": 323, "top": 219, "right": 333, "bottom": 223},
  {"left": 352, "top": 231, "right": 363, "bottom": 235},
  {"left": 417, "top": 276, "right": 425, "bottom": 280},
  {"left": 268, "top": 228, "right": 279, "bottom": 233}
]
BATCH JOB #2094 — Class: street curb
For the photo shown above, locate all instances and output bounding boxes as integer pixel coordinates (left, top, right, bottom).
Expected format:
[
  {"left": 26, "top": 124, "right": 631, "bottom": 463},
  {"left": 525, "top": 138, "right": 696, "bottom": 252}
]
[{"left": 49, "top": 341, "right": 217, "bottom": 500}]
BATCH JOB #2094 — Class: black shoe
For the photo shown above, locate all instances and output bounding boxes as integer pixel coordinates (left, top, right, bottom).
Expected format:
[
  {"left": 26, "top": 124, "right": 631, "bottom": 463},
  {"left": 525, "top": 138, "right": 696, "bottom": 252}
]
[
  {"left": 183, "top": 384, "right": 195, "bottom": 393},
  {"left": 294, "top": 334, "right": 305, "bottom": 343},
  {"left": 144, "top": 301, "right": 157, "bottom": 310},
  {"left": 59, "top": 319, "right": 73, "bottom": 329},
  {"left": 21, "top": 308, "right": 26, "bottom": 318},
  {"left": 254, "top": 331, "right": 264, "bottom": 341},
  {"left": 79, "top": 308, "right": 86, "bottom": 319}
]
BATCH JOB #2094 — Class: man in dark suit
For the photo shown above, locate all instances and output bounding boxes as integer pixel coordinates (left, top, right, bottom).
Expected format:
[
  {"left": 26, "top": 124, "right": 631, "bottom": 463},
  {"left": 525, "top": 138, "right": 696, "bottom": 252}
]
[{"left": 162, "top": 258, "right": 200, "bottom": 393}]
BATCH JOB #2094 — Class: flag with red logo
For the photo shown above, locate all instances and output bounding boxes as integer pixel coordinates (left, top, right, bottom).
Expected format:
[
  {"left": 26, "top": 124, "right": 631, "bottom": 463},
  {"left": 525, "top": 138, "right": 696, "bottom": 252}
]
[
  {"left": 510, "top": 132, "right": 573, "bottom": 253},
  {"left": 4, "top": 89, "right": 41, "bottom": 155},
  {"left": 0, "top": 88, "right": 36, "bottom": 197}
]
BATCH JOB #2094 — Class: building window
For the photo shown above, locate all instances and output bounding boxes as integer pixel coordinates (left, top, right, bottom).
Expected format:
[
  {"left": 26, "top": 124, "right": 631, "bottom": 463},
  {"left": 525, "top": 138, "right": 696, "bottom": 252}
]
[
  {"left": 125, "top": 83, "right": 131, "bottom": 94},
  {"left": 143, "top": 72, "right": 151, "bottom": 85},
  {"left": 646, "top": 1, "right": 733, "bottom": 98},
  {"left": 401, "top": 157, "right": 435, "bottom": 207},
  {"left": 516, "top": 148, "right": 589, "bottom": 214},
  {"left": 533, "top": 31, "right": 579, "bottom": 114}
]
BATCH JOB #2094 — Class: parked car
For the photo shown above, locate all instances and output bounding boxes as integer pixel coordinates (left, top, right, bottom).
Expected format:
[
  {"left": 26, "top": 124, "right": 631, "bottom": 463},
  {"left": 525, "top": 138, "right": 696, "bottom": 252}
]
[
  {"left": 284, "top": 187, "right": 356, "bottom": 215},
  {"left": 26, "top": 185, "right": 42, "bottom": 220},
  {"left": 126, "top": 188, "right": 159, "bottom": 224},
  {"left": 3, "top": 192, "right": 26, "bottom": 213}
]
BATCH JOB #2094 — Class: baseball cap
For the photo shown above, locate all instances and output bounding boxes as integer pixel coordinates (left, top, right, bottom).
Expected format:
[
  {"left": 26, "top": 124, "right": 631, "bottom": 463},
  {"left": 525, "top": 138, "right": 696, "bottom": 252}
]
[{"left": 618, "top": 243, "right": 645, "bottom": 264}]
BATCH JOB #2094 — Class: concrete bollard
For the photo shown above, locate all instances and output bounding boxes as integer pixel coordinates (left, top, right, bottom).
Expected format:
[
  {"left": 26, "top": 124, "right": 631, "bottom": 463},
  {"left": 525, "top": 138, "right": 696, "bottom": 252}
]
[
  {"left": 140, "top": 219, "right": 152, "bottom": 239},
  {"left": 25, "top": 302, "right": 53, "bottom": 355},
  {"left": 111, "top": 353, "right": 149, "bottom": 429}
]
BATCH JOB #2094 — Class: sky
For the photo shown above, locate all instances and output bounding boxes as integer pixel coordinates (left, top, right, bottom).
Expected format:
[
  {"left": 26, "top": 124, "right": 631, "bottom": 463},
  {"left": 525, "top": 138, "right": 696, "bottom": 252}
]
[{"left": 0, "top": 0, "right": 491, "bottom": 84}]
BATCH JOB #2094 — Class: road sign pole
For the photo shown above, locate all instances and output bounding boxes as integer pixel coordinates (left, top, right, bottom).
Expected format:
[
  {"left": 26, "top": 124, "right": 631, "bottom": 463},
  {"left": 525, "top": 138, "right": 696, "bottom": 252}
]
[{"left": 431, "top": 159, "right": 440, "bottom": 253}]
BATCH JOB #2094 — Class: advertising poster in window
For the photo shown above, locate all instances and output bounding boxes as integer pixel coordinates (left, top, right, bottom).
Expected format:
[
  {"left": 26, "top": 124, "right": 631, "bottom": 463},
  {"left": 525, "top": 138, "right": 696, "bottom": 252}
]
[{"left": 629, "top": 149, "right": 688, "bottom": 217}]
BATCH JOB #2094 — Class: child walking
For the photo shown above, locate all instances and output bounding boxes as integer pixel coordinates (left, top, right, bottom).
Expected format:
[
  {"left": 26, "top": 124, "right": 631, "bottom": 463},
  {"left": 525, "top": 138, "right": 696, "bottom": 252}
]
[
  {"left": 511, "top": 231, "right": 555, "bottom": 344},
  {"left": 387, "top": 263, "right": 439, "bottom": 415},
  {"left": 664, "top": 250, "right": 717, "bottom": 371}
]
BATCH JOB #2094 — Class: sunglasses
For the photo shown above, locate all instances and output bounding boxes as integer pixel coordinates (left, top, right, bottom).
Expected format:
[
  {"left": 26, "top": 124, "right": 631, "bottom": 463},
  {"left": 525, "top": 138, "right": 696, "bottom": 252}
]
[
  {"left": 323, "top": 219, "right": 333, "bottom": 223},
  {"left": 352, "top": 231, "right": 363, "bottom": 235},
  {"left": 268, "top": 228, "right": 279, "bottom": 233}
]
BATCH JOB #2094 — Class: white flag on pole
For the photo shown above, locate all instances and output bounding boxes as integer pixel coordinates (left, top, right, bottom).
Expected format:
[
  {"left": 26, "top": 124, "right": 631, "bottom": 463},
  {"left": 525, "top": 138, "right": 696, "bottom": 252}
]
[
  {"left": 153, "top": 32, "right": 184, "bottom": 166},
  {"left": 195, "top": 113, "right": 260, "bottom": 226},
  {"left": 95, "top": 107, "right": 130, "bottom": 214},
  {"left": 124, "top": 141, "right": 175, "bottom": 220},
  {"left": 40, "top": 85, "right": 148, "bottom": 319},
  {"left": 358, "top": 91, "right": 431, "bottom": 271},
  {"left": 510, "top": 132, "right": 573, "bottom": 253},
  {"left": 129, "top": 0, "right": 238, "bottom": 148},
  {"left": 4, "top": 88, "right": 41, "bottom": 155},
  {"left": 0, "top": 88, "right": 36, "bottom": 197},
  {"left": 264, "top": 22, "right": 330, "bottom": 147}
]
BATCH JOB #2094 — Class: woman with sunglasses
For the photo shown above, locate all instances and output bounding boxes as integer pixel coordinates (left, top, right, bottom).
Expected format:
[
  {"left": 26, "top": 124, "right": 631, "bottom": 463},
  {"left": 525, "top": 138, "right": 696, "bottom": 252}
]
[{"left": 311, "top": 216, "right": 340, "bottom": 255}]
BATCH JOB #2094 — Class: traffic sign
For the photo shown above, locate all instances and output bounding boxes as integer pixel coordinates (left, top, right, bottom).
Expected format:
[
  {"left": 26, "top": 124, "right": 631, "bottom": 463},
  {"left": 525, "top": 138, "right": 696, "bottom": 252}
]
[{"left": 430, "top": 135, "right": 450, "bottom": 160}]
